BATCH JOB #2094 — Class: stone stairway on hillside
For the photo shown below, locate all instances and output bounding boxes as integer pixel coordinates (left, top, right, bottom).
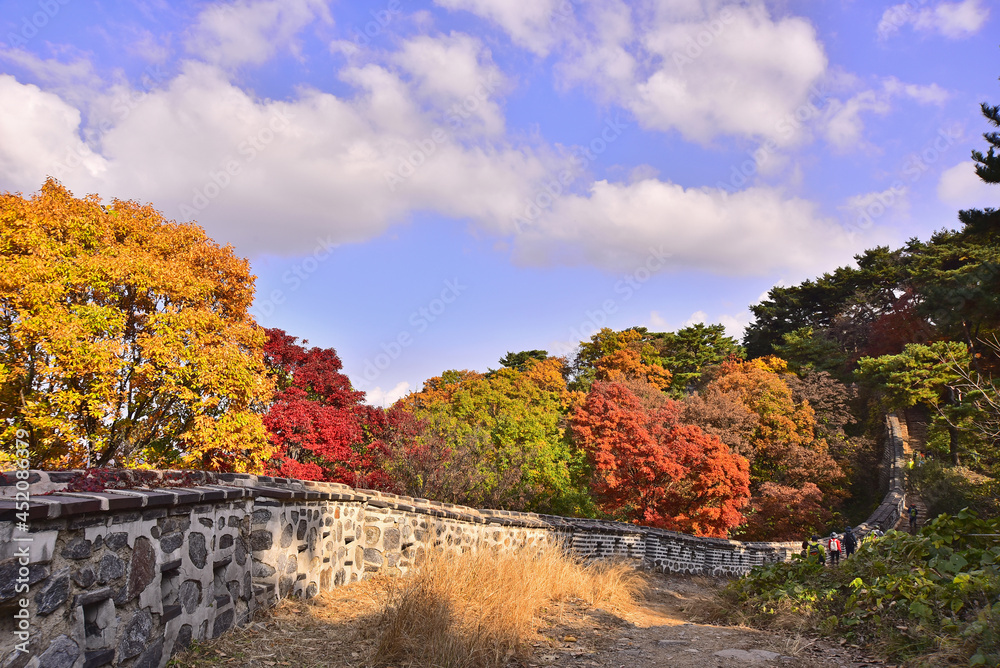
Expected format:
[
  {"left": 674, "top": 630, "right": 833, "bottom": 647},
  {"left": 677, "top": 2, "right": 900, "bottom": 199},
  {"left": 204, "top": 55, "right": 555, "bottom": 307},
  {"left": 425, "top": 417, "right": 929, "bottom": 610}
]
[
  {"left": 894, "top": 495, "right": 929, "bottom": 533},
  {"left": 895, "top": 408, "right": 931, "bottom": 533},
  {"left": 904, "top": 407, "right": 929, "bottom": 454}
]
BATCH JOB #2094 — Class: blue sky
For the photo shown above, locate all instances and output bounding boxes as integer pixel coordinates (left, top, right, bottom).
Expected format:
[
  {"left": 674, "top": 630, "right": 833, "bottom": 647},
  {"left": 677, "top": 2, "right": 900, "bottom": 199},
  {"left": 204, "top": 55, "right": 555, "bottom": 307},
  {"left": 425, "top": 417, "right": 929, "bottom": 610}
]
[{"left": 1, "top": 0, "right": 998, "bottom": 406}]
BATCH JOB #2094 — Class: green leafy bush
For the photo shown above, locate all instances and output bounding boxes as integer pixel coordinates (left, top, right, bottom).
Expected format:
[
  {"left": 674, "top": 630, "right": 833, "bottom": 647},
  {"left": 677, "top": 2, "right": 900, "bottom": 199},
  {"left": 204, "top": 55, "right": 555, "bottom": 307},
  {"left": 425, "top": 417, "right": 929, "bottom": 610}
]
[
  {"left": 910, "top": 461, "right": 1000, "bottom": 518},
  {"left": 718, "top": 511, "right": 1000, "bottom": 666}
]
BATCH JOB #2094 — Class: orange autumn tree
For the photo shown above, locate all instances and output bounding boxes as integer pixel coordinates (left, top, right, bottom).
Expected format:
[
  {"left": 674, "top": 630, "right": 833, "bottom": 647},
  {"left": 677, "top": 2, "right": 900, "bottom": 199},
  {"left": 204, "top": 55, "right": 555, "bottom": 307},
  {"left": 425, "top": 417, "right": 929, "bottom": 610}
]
[
  {"left": 573, "top": 328, "right": 672, "bottom": 391},
  {"left": 571, "top": 380, "right": 750, "bottom": 537},
  {"left": 698, "top": 356, "right": 845, "bottom": 539},
  {"left": 0, "top": 179, "right": 274, "bottom": 472}
]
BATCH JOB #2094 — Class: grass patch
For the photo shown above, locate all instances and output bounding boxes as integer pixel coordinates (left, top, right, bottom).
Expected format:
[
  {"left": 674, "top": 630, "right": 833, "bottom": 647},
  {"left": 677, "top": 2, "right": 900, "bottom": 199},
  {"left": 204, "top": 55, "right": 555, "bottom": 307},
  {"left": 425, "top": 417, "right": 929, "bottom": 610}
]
[
  {"left": 367, "top": 546, "right": 644, "bottom": 668},
  {"left": 170, "top": 545, "right": 645, "bottom": 668}
]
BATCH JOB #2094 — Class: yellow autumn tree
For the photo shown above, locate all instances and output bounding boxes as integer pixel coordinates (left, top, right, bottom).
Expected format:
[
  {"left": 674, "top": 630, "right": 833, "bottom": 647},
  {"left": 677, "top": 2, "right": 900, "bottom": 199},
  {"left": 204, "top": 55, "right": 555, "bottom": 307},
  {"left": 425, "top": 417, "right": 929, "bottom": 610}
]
[
  {"left": 573, "top": 328, "right": 672, "bottom": 392},
  {"left": 0, "top": 179, "right": 274, "bottom": 472}
]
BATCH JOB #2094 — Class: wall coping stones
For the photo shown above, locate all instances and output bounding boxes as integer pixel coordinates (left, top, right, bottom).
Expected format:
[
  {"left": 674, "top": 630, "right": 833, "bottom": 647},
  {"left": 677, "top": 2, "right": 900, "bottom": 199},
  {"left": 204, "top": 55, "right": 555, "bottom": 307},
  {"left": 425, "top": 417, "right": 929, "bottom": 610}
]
[
  {"left": 56, "top": 492, "right": 146, "bottom": 512},
  {"left": 0, "top": 499, "right": 50, "bottom": 522},
  {"left": 251, "top": 486, "right": 295, "bottom": 500},
  {"left": 38, "top": 495, "right": 104, "bottom": 518},
  {"left": 121, "top": 490, "right": 179, "bottom": 507}
]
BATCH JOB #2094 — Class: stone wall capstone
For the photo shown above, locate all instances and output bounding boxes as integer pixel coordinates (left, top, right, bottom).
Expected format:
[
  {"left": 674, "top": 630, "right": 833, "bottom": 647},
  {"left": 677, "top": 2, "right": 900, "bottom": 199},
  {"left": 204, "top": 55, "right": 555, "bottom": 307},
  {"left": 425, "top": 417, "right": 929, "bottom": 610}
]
[{"left": 0, "top": 415, "right": 905, "bottom": 668}]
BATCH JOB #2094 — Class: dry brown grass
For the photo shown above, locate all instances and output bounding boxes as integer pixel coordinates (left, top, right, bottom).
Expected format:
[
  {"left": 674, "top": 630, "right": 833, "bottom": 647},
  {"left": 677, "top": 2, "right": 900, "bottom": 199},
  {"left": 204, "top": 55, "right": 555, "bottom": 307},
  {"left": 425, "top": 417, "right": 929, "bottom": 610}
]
[
  {"left": 368, "top": 546, "right": 645, "bottom": 668},
  {"left": 169, "top": 546, "right": 644, "bottom": 668},
  {"left": 684, "top": 582, "right": 818, "bottom": 636}
]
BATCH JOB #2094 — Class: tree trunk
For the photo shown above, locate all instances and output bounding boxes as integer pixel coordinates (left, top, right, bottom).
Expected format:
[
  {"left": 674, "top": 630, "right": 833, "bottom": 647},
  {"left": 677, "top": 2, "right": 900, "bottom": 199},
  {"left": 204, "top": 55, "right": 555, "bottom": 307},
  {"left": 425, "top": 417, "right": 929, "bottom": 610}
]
[
  {"left": 948, "top": 423, "right": 960, "bottom": 466},
  {"left": 947, "top": 387, "right": 961, "bottom": 466}
]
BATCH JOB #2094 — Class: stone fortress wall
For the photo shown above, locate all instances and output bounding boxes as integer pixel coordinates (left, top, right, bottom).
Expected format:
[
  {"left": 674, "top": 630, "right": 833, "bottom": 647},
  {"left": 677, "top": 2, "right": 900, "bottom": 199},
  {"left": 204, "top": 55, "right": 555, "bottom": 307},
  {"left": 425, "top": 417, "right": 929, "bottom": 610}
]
[{"left": 0, "top": 416, "right": 905, "bottom": 668}]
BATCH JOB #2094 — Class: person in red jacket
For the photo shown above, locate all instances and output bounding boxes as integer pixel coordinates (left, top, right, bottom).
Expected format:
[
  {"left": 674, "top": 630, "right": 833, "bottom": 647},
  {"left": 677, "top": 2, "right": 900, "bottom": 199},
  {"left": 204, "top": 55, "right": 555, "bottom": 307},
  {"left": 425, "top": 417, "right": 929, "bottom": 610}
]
[{"left": 828, "top": 532, "right": 842, "bottom": 566}]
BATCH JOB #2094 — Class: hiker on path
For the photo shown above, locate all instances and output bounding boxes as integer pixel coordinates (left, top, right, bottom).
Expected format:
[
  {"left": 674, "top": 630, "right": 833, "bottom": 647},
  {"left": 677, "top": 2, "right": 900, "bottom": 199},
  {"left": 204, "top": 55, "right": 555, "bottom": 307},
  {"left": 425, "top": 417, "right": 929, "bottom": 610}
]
[
  {"left": 908, "top": 505, "right": 919, "bottom": 533},
  {"left": 806, "top": 535, "right": 825, "bottom": 565},
  {"left": 843, "top": 526, "right": 858, "bottom": 559},
  {"left": 828, "top": 532, "right": 842, "bottom": 566}
]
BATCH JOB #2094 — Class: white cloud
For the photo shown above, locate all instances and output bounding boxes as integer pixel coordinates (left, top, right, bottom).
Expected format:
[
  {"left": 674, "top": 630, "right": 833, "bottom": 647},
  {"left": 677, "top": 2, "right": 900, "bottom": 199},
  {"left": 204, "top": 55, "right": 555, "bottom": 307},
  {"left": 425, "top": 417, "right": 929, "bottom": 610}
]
[
  {"left": 839, "top": 186, "right": 910, "bottom": 234},
  {"left": 822, "top": 89, "right": 892, "bottom": 151},
  {"left": 185, "top": 0, "right": 332, "bottom": 68},
  {"left": 433, "top": 0, "right": 568, "bottom": 55},
  {"left": 124, "top": 28, "right": 173, "bottom": 64},
  {"left": 842, "top": 186, "right": 910, "bottom": 216},
  {"left": 512, "top": 178, "right": 869, "bottom": 276},
  {"left": 649, "top": 310, "right": 669, "bottom": 329},
  {"left": 676, "top": 309, "right": 750, "bottom": 339},
  {"left": 391, "top": 33, "right": 508, "bottom": 136},
  {"left": 0, "top": 8, "right": 882, "bottom": 279},
  {"left": 878, "top": 0, "right": 990, "bottom": 40},
  {"left": 0, "top": 37, "right": 552, "bottom": 256},
  {"left": 559, "top": 2, "right": 829, "bottom": 145},
  {"left": 882, "top": 77, "right": 950, "bottom": 105},
  {"left": 754, "top": 279, "right": 793, "bottom": 305},
  {"left": 365, "top": 381, "right": 411, "bottom": 407},
  {"left": 0, "top": 76, "right": 108, "bottom": 192},
  {"left": 0, "top": 50, "right": 104, "bottom": 112},
  {"left": 684, "top": 310, "right": 708, "bottom": 327},
  {"left": 718, "top": 311, "right": 751, "bottom": 340},
  {"left": 938, "top": 161, "right": 1000, "bottom": 209},
  {"left": 822, "top": 78, "right": 949, "bottom": 152}
]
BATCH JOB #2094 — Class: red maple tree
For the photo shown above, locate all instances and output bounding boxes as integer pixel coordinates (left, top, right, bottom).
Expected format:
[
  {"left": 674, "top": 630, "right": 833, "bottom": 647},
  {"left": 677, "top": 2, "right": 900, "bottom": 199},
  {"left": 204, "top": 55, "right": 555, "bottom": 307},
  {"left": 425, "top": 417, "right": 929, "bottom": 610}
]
[
  {"left": 262, "top": 328, "right": 393, "bottom": 488},
  {"left": 860, "top": 289, "right": 937, "bottom": 360},
  {"left": 571, "top": 381, "right": 750, "bottom": 538}
]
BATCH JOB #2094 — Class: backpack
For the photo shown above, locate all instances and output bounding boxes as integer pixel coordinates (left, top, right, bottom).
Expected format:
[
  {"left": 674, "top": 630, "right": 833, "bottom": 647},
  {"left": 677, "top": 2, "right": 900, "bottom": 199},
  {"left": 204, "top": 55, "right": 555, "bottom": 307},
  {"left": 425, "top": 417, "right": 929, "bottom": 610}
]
[
  {"left": 829, "top": 538, "right": 841, "bottom": 552},
  {"left": 808, "top": 543, "right": 821, "bottom": 557}
]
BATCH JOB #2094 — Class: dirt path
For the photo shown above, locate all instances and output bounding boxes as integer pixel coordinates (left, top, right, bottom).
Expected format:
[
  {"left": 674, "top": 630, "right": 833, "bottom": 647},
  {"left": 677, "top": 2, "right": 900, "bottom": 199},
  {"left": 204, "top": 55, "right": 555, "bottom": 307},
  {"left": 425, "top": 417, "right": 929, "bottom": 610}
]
[
  {"left": 171, "top": 572, "right": 887, "bottom": 668},
  {"left": 528, "top": 574, "right": 883, "bottom": 668}
]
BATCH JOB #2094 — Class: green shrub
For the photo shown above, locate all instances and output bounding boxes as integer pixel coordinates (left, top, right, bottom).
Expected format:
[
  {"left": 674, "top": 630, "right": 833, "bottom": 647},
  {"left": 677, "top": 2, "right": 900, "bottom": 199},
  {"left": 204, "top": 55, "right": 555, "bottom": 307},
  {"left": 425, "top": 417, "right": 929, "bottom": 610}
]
[
  {"left": 719, "top": 510, "right": 1000, "bottom": 666},
  {"left": 910, "top": 461, "right": 1000, "bottom": 518}
]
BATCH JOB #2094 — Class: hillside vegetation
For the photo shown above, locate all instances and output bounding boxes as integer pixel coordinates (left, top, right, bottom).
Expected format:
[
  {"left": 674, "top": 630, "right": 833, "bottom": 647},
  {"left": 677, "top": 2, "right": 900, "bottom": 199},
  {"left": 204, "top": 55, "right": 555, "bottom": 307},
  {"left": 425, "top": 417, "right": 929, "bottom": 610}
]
[{"left": 709, "top": 511, "right": 1000, "bottom": 666}]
